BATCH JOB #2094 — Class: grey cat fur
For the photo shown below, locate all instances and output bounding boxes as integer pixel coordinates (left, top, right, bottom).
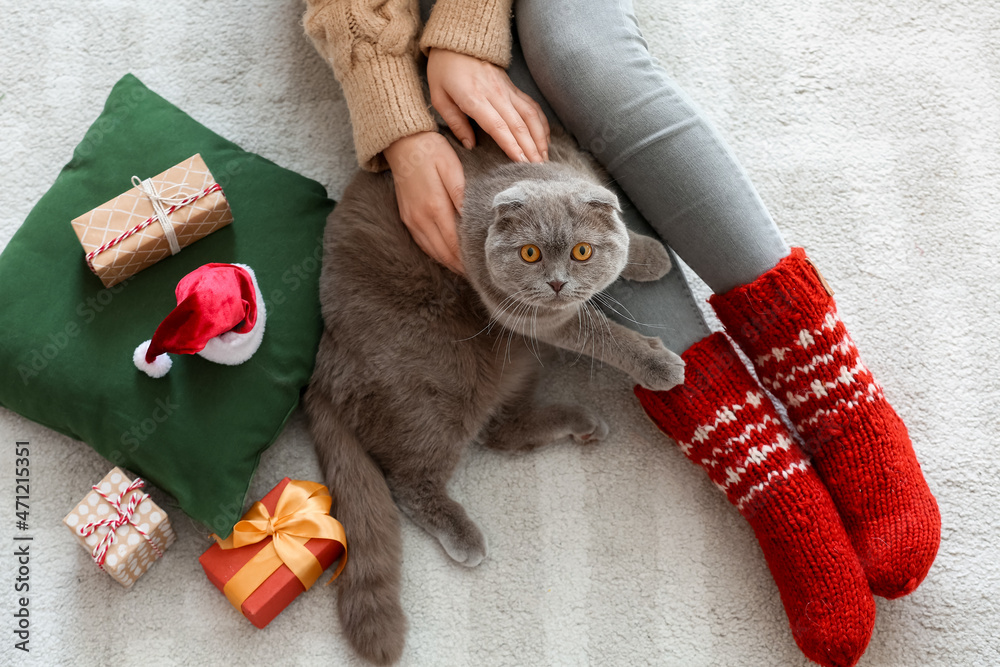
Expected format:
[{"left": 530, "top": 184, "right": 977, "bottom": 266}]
[{"left": 304, "top": 127, "right": 684, "bottom": 665}]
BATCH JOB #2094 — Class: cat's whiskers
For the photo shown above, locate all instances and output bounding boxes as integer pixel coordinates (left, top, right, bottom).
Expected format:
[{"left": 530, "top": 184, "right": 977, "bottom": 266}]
[
  {"left": 504, "top": 302, "right": 527, "bottom": 363},
  {"left": 527, "top": 304, "right": 543, "bottom": 365},
  {"left": 493, "top": 299, "right": 522, "bottom": 358},
  {"left": 569, "top": 303, "right": 593, "bottom": 366},
  {"left": 574, "top": 301, "right": 597, "bottom": 375},
  {"left": 456, "top": 289, "right": 531, "bottom": 342},
  {"left": 591, "top": 292, "right": 669, "bottom": 330},
  {"left": 591, "top": 301, "right": 623, "bottom": 353},
  {"left": 487, "top": 290, "right": 531, "bottom": 333},
  {"left": 571, "top": 301, "right": 625, "bottom": 381},
  {"left": 593, "top": 291, "right": 637, "bottom": 321},
  {"left": 492, "top": 295, "right": 529, "bottom": 343},
  {"left": 595, "top": 303, "right": 622, "bottom": 377},
  {"left": 596, "top": 174, "right": 618, "bottom": 190},
  {"left": 497, "top": 298, "right": 533, "bottom": 368},
  {"left": 510, "top": 301, "right": 538, "bottom": 365},
  {"left": 583, "top": 301, "right": 601, "bottom": 380},
  {"left": 507, "top": 298, "right": 543, "bottom": 368}
]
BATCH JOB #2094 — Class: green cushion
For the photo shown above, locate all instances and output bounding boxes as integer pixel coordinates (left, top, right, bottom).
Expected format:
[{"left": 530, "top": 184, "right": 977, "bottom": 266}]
[{"left": 0, "top": 74, "right": 334, "bottom": 534}]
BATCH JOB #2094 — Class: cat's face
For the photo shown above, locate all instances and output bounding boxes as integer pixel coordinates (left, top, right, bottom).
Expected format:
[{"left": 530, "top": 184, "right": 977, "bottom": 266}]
[{"left": 484, "top": 179, "right": 629, "bottom": 309}]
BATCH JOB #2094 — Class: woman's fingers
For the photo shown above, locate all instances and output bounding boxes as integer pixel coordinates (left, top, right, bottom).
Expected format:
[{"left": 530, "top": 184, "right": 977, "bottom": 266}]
[
  {"left": 436, "top": 143, "right": 466, "bottom": 213},
  {"left": 410, "top": 221, "right": 464, "bottom": 276},
  {"left": 432, "top": 89, "right": 477, "bottom": 150},
  {"left": 402, "top": 196, "right": 465, "bottom": 276},
  {"left": 432, "top": 152, "right": 467, "bottom": 274},
  {"left": 489, "top": 92, "right": 545, "bottom": 163},
  {"left": 462, "top": 96, "right": 528, "bottom": 163},
  {"left": 426, "top": 48, "right": 550, "bottom": 164},
  {"left": 464, "top": 94, "right": 546, "bottom": 164},
  {"left": 511, "top": 90, "right": 550, "bottom": 160}
]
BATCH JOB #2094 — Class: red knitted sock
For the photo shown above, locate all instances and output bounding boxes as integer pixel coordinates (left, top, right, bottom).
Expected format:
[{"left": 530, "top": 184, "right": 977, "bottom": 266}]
[
  {"left": 711, "top": 248, "right": 941, "bottom": 599},
  {"left": 635, "top": 333, "right": 874, "bottom": 667}
]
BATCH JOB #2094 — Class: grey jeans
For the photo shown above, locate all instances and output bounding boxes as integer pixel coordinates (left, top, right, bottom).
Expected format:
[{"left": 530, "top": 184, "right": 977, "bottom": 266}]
[{"left": 420, "top": 0, "right": 790, "bottom": 353}]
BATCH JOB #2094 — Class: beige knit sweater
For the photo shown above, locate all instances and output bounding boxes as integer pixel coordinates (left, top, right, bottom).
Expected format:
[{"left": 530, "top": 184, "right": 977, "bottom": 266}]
[{"left": 303, "top": 0, "right": 513, "bottom": 172}]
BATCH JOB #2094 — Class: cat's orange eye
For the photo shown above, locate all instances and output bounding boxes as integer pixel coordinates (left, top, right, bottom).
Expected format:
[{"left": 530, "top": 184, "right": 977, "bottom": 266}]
[
  {"left": 572, "top": 242, "right": 593, "bottom": 261},
  {"left": 520, "top": 244, "right": 541, "bottom": 263}
]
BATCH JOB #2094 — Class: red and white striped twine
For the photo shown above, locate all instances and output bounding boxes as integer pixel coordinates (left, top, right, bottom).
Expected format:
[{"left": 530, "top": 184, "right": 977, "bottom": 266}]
[
  {"left": 84, "top": 182, "right": 222, "bottom": 274},
  {"left": 79, "top": 477, "right": 164, "bottom": 569}
]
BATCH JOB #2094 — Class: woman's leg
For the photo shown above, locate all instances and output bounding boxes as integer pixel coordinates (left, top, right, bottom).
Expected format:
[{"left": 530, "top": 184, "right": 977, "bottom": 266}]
[
  {"left": 513, "top": 0, "right": 940, "bottom": 609},
  {"left": 515, "top": 0, "right": 789, "bottom": 296}
]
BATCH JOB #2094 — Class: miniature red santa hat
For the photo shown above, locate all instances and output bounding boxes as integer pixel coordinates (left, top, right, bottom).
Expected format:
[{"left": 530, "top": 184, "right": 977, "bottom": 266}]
[{"left": 134, "top": 262, "right": 266, "bottom": 378}]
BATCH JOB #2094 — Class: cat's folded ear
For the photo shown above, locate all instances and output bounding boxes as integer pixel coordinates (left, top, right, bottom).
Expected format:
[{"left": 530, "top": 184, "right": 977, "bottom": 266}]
[
  {"left": 575, "top": 183, "right": 621, "bottom": 213},
  {"left": 493, "top": 184, "right": 527, "bottom": 215}
]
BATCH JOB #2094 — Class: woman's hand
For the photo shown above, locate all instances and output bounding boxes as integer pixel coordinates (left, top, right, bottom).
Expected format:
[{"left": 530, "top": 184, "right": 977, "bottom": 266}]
[
  {"left": 427, "top": 48, "right": 550, "bottom": 163},
  {"left": 384, "top": 131, "right": 466, "bottom": 276},
  {"left": 383, "top": 49, "right": 550, "bottom": 275}
]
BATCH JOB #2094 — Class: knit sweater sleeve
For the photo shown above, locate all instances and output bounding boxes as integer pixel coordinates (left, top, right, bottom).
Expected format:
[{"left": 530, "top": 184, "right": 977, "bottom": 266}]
[
  {"left": 419, "top": 0, "right": 514, "bottom": 68},
  {"left": 303, "top": 0, "right": 436, "bottom": 172}
]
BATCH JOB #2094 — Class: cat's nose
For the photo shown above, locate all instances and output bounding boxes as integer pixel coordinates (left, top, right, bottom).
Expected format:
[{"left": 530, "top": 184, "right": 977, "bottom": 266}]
[{"left": 547, "top": 280, "right": 565, "bottom": 294}]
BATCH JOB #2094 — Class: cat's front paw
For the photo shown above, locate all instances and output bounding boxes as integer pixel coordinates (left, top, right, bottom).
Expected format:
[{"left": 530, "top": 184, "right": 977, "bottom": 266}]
[
  {"left": 620, "top": 233, "right": 672, "bottom": 282},
  {"left": 634, "top": 337, "right": 686, "bottom": 391}
]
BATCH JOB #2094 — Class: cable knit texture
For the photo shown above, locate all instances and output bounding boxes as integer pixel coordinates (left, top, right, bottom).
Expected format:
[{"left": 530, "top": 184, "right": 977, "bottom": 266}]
[
  {"left": 303, "top": 0, "right": 512, "bottom": 171},
  {"left": 710, "top": 248, "right": 942, "bottom": 599},
  {"left": 635, "top": 333, "right": 875, "bottom": 667}
]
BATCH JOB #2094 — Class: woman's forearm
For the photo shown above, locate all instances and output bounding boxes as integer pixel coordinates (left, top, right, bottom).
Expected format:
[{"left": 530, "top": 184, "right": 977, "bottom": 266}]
[{"left": 303, "top": 0, "right": 435, "bottom": 171}]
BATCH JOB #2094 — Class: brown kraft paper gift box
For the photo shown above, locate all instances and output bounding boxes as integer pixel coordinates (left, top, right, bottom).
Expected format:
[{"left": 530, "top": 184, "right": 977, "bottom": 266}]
[
  {"left": 63, "top": 467, "right": 176, "bottom": 588},
  {"left": 71, "top": 153, "right": 233, "bottom": 287}
]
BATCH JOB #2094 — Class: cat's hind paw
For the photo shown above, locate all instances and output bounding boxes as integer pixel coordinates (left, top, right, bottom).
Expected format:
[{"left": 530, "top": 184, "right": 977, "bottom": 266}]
[
  {"left": 438, "top": 520, "right": 488, "bottom": 568},
  {"left": 570, "top": 413, "right": 609, "bottom": 445}
]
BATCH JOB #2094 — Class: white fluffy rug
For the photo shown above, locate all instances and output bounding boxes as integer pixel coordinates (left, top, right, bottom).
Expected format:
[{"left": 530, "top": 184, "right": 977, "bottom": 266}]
[{"left": 1, "top": 1, "right": 997, "bottom": 665}]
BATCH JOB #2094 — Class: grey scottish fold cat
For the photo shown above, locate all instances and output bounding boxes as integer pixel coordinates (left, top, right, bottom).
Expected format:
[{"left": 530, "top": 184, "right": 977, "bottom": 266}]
[{"left": 305, "top": 127, "right": 684, "bottom": 665}]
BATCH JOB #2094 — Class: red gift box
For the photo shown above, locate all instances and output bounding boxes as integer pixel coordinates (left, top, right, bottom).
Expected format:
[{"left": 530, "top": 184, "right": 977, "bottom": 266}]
[{"left": 199, "top": 477, "right": 346, "bottom": 628}]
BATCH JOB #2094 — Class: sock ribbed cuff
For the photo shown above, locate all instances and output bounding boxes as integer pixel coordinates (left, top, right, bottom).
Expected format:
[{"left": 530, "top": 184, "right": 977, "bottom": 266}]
[{"left": 710, "top": 247, "right": 834, "bottom": 362}]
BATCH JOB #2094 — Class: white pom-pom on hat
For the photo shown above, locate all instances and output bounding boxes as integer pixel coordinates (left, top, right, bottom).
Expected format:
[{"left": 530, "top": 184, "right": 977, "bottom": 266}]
[{"left": 133, "top": 340, "right": 172, "bottom": 378}]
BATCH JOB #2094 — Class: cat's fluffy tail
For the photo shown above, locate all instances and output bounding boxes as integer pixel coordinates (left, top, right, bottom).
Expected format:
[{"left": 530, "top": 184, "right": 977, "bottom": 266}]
[{"left": 304, "top": 386, "right": 407, "bottom": 665}]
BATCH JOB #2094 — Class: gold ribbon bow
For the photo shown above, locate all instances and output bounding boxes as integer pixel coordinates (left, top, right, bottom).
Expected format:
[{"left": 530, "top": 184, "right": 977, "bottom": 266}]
[{"left": 215, "top": 480, "right": 347, "bottom": 613}]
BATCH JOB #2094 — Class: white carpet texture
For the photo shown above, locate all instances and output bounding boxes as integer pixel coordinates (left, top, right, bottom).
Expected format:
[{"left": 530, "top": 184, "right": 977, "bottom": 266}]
[{"left": 1, "top": 1, "right": 998, "bottom": 665}]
